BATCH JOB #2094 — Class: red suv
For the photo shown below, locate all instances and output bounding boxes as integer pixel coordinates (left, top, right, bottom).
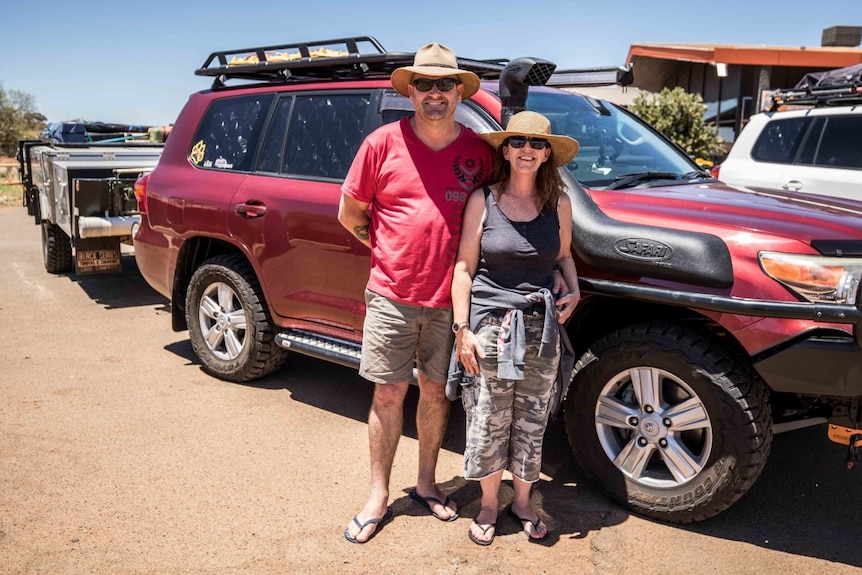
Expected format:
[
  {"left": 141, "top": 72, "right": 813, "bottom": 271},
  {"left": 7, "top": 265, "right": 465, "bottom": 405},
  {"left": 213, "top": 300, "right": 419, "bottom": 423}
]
[{"left": 134, "top": 36, "right": 862, "bottom": 524}]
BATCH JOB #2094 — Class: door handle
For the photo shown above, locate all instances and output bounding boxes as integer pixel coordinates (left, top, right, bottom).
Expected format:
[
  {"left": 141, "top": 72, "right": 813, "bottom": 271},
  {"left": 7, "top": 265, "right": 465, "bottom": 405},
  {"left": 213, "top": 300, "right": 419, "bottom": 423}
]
[
  {"left": 235, "top": 202, "right": 267, "bottom": 218},
  {"left": 781, "top": 180, "right": 802, "bottom": 191}
]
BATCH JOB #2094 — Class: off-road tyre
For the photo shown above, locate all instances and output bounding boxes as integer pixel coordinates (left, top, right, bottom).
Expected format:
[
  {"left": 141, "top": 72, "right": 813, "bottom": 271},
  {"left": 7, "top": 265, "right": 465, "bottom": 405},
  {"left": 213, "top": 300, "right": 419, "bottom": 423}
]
[
  {"left": 565, "top": 321, "right": 772, "bottom": 523},
  {"left": 41, "top": 222, "right": 73, "bottom": 274},
  {"left": 186, "top": 254, "right": 287, "bottom": 382}
]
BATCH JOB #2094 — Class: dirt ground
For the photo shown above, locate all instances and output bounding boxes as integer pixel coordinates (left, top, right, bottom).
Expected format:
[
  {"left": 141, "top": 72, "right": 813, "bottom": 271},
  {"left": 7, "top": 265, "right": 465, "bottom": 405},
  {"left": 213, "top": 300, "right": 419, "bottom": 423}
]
[{"left": 2, "top": 205, "right": 861, "bottom": 575}]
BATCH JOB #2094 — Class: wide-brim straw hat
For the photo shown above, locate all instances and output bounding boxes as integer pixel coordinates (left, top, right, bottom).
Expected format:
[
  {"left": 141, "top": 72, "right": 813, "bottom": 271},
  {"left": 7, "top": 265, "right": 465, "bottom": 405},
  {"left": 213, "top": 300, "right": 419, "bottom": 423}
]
[
  {"left": 390, "top": 43, "right": 480, "bottom": 99},
  {"left": 480, "top": 111, "right": 580, "bottom": 167}
]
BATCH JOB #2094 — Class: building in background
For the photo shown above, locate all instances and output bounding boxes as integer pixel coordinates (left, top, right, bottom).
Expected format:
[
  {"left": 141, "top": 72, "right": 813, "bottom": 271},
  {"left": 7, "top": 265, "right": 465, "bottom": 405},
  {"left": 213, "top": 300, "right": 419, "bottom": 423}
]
[{"left": 625, "top": 25, "right": 862, "bottom": 143}]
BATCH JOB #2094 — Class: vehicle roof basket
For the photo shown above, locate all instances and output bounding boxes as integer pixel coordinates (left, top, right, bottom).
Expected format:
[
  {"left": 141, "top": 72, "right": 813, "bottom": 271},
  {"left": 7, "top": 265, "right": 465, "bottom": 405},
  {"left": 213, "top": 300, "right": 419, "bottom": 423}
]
[
  {"left": 769, "top": 82, "right": 862, "bottom": 111},
  {"left": 546, "top": 64, "right": 634, "bottom": 88},
  {"left": 196, "top": 35, "right": 507, "bottom": 89}
]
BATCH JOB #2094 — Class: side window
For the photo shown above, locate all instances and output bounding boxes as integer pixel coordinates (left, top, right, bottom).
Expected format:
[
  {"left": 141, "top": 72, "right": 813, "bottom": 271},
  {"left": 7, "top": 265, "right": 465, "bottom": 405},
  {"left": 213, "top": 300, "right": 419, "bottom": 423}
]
[
  {"left": 751, "top": 116, "right": 811, "bottom": 164},
  {"left": 814, "top": 116, "right": 862, "bottom": 170},
  {"left": 189, "top": 94, "right": 274, "bottom": 172},
  {"left": 795, "top": 117, "right": 824, "bottom": 166},
  {"left": 283, "top": 93, "right": 372, "bottom": 180},
  {"left": 258, "top": 97, "right": 292, "bottom": 173}
]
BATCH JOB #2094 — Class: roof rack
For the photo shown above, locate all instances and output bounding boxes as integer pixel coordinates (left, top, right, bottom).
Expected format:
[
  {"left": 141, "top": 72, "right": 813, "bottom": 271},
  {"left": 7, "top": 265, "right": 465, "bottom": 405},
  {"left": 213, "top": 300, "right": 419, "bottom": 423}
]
[
  {"left": 769, "top": 82, "right": 862, "bottom": 111},
  {"left": 195, "top": 35, "right": 507, "bottom": 89},
  {"left": 547, "top": 64, "right": 634, "bottom": 88}
]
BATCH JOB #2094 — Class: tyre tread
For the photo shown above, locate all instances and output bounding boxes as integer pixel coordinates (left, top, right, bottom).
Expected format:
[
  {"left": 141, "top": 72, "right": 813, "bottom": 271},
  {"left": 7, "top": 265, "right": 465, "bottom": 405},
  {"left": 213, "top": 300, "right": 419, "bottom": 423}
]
[
  {"left": 187, "top": 254, "right": 287, "bottom": 382},
  {"left": 43, "top": 223, "right": 73, "bottom": 274},
  {"left": 566, "top": 321, "right": 772, "bottom": 524}
]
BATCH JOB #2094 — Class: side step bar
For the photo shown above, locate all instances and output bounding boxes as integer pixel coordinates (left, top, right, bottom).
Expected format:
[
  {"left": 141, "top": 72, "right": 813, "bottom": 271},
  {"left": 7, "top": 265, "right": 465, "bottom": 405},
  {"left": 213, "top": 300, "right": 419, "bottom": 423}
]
[{"left": 275, "top": 329, "right": 361, "bottom": 369}]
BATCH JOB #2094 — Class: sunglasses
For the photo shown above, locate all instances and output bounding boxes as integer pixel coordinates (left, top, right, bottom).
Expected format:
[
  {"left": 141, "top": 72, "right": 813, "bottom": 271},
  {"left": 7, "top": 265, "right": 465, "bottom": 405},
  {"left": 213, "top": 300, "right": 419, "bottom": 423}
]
[
  {"left": 506, "top": 136, "right": 550, "bottom": 150},
  {"left": 411, "top": 77, "right": 460, "bottom": 92}
]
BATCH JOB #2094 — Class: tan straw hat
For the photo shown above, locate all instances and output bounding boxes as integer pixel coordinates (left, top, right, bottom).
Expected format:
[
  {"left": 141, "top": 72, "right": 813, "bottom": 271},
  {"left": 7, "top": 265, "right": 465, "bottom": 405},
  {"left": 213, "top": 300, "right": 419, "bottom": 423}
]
[
  {"left": 390, "top": 43, "right": 481, "bottom": 99},
  {"left": 480, "top": 111, "right": 580, "bottom": 167}
]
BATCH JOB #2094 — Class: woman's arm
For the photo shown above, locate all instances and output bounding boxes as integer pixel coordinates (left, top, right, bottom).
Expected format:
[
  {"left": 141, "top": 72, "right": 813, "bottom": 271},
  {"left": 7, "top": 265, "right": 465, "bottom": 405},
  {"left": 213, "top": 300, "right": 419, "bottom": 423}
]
[
  {"left": 554, "top": 194, "right": 581, "bottom": 324},
  {"left": 451, "top": 188, "right": 487, "bottom": 375}
]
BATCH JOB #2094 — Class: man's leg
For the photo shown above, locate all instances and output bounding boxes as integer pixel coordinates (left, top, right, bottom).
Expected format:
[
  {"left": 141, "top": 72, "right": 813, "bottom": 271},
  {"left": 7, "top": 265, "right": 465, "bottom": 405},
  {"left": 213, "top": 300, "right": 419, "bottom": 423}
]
[
  {"left": 345, "top": 381, "right": 409, "bottom": 543},
  {"left": 413, "top": 372, "right": 458, "bottom": 520}
]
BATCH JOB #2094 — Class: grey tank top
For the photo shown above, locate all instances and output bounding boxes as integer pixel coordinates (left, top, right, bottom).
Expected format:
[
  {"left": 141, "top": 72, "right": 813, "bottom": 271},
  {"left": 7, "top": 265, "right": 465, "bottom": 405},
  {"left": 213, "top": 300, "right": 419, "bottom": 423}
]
[{"left": 475, "top": 186, "right": 560, "bottom": 294}]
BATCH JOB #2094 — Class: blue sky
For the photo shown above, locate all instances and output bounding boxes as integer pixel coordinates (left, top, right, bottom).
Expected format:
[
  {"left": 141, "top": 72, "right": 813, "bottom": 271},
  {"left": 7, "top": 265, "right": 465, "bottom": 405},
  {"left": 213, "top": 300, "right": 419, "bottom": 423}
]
[{"left": 1, "top": 0, "right": 858, "bottom": 126}]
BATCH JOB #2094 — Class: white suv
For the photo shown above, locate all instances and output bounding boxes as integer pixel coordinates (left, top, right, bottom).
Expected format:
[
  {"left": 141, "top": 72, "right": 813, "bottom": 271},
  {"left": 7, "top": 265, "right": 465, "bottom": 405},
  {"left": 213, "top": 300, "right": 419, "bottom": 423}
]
[{"left": 716, "top": 85, "right": 862, "bottom": 200}]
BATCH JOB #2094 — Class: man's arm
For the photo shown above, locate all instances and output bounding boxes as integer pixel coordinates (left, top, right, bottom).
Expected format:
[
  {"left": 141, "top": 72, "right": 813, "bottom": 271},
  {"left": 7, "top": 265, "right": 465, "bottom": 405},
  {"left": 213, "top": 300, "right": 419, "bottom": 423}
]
[{"left": 337, "top": 193, "right": 372, "bottom": 249}]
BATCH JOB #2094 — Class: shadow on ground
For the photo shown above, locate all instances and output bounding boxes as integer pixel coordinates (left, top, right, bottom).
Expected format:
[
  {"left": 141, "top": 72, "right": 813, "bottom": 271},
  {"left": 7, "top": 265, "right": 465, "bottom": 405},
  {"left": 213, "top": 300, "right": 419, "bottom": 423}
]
[
  {"left": 69, "top": 254, "right": 169, "bottom": 310},
  {"left": 253, "top": 353, "right": 862, "bottom": 568},
  {"left": 679, "top": 424, "right": 862, "bottom": 567}
]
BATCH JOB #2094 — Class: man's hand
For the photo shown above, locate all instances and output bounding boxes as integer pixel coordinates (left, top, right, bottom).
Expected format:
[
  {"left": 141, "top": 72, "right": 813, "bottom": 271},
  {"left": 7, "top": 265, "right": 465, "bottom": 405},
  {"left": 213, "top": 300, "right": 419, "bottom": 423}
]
[
  {"left": 552, "top": 268, "right": 569, "bottom": 297},
  {"left": 555, "top": 292, "right": 580, "bottom": 324}
]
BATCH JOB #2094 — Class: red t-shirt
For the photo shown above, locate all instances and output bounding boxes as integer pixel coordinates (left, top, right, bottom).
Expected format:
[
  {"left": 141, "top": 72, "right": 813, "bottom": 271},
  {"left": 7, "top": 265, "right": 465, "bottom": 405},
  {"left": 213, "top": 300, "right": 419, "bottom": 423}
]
[{"left": 342, "top": 118, "right": 492, "bottom": 307}]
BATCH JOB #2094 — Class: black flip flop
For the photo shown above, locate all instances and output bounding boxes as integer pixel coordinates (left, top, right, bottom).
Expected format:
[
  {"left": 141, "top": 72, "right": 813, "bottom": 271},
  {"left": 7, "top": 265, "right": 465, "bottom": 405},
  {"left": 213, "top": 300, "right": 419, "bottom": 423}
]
[
  {"left": 467, "top": 521, "right": 496, "bottom": 546},
  {"left": 507, "top": 506, "right": 548, "bottom": 541},
  {"left": 408, "top": 487, "right": 460, "bottom": 522},
  {"left": 343, "top": 506, "right": 393, "bottom": 544}
]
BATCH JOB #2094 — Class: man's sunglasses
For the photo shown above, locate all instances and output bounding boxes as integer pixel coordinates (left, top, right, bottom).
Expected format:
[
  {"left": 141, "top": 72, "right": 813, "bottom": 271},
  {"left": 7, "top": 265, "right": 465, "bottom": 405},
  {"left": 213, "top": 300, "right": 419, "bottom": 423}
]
[
  {"left": 412, "top": 77, "right": 460, "bottom": 92},
  {"left": 506, "top": 136, "right": 550, "bottom": 150}
]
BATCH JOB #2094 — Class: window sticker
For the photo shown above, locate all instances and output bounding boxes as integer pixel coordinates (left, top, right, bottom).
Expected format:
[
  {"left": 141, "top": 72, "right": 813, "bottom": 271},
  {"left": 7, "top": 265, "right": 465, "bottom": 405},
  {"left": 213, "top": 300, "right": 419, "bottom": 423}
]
[{"left": 190, "top": 140, "right": 206, "bottom": 164}]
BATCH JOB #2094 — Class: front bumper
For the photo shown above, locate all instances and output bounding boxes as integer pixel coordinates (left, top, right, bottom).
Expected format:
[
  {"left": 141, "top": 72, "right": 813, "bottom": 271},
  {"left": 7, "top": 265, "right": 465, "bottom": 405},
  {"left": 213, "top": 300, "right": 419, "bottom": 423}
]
[
  {"left": 580, "top": 277, "right": 862, "bottom": 398},
  {"left": 755, "top": 335, "right": 862, "bottom": 397}
]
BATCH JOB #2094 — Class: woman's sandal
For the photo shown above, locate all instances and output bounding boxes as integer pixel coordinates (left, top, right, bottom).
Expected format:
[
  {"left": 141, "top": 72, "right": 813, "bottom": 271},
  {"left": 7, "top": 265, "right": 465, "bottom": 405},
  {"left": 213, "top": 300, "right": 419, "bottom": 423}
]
[
  {"left": 507, "top": 506, "right": 548, "bottom": 541},
  {"left": 467, "top": 521, "right": 496, "bottom": 546}
]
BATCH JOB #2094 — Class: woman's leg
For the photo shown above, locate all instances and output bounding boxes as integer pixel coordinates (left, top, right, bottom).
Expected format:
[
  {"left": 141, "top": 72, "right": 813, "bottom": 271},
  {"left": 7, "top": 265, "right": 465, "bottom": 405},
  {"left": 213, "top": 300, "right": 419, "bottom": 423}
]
[
  {"left": 507, "top": 317, "right": 558, "bottom": 539},
  {"left": 469, "top": 470, "right": 503, "bottom": 544},
  {"left": 510, "top": 475, "right": 548, "bottom": 539}
]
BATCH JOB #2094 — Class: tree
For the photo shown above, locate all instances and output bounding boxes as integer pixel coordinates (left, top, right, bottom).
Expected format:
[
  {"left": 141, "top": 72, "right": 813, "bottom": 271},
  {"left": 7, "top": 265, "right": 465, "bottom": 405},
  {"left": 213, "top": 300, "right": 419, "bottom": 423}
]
[
  {"left": 0, "top": 83, "right": 46, "bottom": 157},
  {"left": 629, "top": 87, "right": 723, "bottom": 161}
]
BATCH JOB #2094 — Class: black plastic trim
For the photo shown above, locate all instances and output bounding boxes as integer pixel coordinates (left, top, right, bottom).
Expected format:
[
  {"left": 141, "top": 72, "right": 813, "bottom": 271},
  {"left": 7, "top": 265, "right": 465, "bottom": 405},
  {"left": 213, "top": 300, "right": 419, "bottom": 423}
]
[
  {"left": 567, "top": 181, "right": 734, "bottom": 289},
  {"left": 755, "top": 336, "right": 862, "bottom": 397},
  {"left": 580, "top": 277, "right": 862, "bottom": 325},
  {"left": 811, "top": 239, "right": 862, "bottom": 257}
]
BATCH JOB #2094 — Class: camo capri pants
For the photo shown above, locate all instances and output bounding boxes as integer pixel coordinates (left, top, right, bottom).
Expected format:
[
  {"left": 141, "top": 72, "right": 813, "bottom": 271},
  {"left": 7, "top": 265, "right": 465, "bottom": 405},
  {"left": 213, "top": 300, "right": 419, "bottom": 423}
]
[{"left": 461, "top": 312, "right": 559, "bottom": 483}]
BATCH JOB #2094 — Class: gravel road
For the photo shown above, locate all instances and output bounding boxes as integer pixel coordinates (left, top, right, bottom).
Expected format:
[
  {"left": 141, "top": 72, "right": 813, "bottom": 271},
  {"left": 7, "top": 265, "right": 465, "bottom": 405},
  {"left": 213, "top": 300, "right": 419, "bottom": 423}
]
[{"left": 1, "top": 205, "right": 860, "bottom": 575}]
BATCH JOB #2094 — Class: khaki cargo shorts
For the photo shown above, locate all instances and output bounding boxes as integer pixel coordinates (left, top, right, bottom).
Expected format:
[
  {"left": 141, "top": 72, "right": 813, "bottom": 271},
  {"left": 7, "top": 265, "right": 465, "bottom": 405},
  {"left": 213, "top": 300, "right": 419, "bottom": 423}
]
[{"left": 359, "top": 289, "right": 455, "bottom": 385}]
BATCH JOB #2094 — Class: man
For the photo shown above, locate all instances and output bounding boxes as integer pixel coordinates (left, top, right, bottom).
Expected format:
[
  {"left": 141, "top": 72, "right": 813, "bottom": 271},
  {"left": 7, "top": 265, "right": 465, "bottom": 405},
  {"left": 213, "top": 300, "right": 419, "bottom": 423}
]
[{"left": 338, "top": 43, "right": 492, "bottom": 544}]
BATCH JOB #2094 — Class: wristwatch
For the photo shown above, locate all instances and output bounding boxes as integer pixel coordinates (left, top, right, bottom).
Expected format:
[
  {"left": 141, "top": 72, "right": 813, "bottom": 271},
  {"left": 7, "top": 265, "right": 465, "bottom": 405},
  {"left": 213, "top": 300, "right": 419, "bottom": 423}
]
[{"left": 452, "top": 321, "right": 470, "bottom": 334}]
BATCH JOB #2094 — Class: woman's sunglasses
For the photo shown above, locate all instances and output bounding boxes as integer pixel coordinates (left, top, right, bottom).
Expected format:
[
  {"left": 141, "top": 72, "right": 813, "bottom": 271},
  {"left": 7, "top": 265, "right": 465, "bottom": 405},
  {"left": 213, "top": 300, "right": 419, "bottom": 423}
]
[
  {"left": 412, "top": 77, "right": 460, "bottom": 92},
  {"left": 506, "top": 136, "right": 550, "bottom": 150}
]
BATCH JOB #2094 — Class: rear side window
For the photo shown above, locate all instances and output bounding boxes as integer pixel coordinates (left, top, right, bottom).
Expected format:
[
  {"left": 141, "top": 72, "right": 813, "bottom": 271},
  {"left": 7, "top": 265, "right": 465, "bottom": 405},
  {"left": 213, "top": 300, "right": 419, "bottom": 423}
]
[
  {"left": 189, "top": 94, "right": 274, "bottom": 172},
  {"left": 751, "top": 116, "right": 812, "bottom": 164},
  {"left": 257, "top": 98, "right": 292, "bottom": 174},
  {"left": 814, "top": 116, "right": 862, "bottom": 170},
  {"left": 280, "top": 93, "right": 373, "bottom": 180}
]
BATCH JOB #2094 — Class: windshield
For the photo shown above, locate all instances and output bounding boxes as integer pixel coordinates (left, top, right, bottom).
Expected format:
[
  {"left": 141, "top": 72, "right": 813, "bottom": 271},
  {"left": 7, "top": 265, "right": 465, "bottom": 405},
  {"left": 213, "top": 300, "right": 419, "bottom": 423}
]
[
  {"left": 384, "top": 86, "right": 704, "bottom": 190},
  {"left": 524, "top": 89, "right": 701, "bottom": 189}
]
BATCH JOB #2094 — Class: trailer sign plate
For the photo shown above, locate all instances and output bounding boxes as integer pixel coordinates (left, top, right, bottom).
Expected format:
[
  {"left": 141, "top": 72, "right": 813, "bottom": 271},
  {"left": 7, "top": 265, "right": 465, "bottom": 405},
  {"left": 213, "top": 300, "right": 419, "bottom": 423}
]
[{"left": 76, "top": 248, "right": 121, "bottom": 274}]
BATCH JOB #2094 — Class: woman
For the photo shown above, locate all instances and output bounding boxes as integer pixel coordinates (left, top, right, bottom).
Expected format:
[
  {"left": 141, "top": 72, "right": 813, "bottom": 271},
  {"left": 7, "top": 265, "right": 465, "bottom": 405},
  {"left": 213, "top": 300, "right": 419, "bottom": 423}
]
[{"left": 449, "top": 111, "right": 581, "bottom": 546}]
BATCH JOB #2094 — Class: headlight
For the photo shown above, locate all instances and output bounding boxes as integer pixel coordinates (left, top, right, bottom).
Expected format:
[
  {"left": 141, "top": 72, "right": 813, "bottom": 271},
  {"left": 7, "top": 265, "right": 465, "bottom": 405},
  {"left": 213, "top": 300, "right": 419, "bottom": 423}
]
[{"left": 759, "top": 252, "right": 862, "bottom": 305}]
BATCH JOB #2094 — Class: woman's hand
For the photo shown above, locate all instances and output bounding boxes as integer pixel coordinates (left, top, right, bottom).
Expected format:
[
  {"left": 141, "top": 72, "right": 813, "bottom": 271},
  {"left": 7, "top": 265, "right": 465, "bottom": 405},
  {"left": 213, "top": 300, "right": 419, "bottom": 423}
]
[
  {"left": 455, "top": 329, "right": 485, "bottom": 376},
  {"left": 555, "top": 292, "right": 580, "bottom": 324}
]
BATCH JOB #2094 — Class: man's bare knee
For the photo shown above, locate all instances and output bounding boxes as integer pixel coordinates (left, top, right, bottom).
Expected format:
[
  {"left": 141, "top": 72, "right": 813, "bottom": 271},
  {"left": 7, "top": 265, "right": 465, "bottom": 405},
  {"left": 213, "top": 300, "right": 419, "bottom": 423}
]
[
  {"left": 417, "top": 374, "right": 447, "bottom": 403},
  {"left": 372, "top": 382, "right": 409, "bottom": 409}
]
